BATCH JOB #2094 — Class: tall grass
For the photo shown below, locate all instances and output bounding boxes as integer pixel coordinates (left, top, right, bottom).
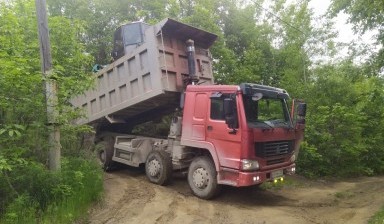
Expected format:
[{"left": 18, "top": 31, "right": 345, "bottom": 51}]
[
  {"left": 0, "top": 157, "right": 103, "bottom": 224},
  {"left": 369, "top": 206, "right": 384, "bottom": 224}
]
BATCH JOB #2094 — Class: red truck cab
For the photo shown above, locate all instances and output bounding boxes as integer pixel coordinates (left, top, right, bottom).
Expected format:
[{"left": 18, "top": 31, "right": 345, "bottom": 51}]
[{"left": 181, "top": 83, "right": 305, "bottom": 198}]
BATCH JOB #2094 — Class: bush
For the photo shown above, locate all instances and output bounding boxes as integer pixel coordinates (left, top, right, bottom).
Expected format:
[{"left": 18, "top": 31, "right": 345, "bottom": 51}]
[
  {"left": 0, "top": 157, "right": 103, "bottom": 224},
  {"left": 296, "top": 65, "right": 384, "bottom": 178}
]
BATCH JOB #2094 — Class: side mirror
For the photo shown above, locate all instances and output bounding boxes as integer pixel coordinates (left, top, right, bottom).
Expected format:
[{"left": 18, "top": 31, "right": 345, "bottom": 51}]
[
  {"left": 291, "top": 100, "right": 306, "bottom": 129},
  {"left": 223, "top": 98, "right": 238, "bottom": 130},
  {"left": 297, "top": 103, "right": 307, "bottom": 117},
  {"left": 297, "top": 118, "right": 305, "bottom": 124}
]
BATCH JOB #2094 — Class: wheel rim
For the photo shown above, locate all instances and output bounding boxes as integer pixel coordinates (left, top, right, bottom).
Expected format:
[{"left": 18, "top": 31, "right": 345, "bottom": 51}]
[
  {"left": 192, "top": 167, "right": 209, "bottom": 189},
  {"left": 147, "top": 158, "right": 161, "bottom": 177}
]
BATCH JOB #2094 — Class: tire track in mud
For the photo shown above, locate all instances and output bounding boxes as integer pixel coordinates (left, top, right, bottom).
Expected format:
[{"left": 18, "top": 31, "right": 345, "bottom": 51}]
[
  {"left": 278, "top": 177, "right": 384, "bottom": 224},
  {"left": 88, "top": 169, "right": 384, "bottom": 224},
  {"left": 89, "top": 172, "right": 155, "bottom": 224},
  {"left": 154, "top": 197, "right": 178, "bottom": 223}
]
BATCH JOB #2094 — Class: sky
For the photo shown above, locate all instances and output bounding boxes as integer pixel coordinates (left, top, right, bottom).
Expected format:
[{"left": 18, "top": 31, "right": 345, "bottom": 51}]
[
  {"left": 309, "top": 0, "right": 351, "bottom": 43},
  {"left": 309, "top": 0, "right": 377, "bottom": 46},
  {"left": 260, "top": 0, "right": 378, "bottom": 61},
  {"left": 308, "top": 0, "right": 378, "bottom": 61}
]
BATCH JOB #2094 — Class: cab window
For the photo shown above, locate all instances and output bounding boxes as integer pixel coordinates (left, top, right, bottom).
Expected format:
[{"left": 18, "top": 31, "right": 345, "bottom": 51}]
[{"left": 210, "top": 98, "right": 225, "bottom": 120}]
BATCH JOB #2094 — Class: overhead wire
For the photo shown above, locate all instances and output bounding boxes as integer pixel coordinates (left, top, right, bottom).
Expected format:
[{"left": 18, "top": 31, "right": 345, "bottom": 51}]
[
  {"left": 251, "top": 0, "right": 307, "bottom": 36},
  {"left": 251, "top": 0, "right": 309, "bottom": 84}
]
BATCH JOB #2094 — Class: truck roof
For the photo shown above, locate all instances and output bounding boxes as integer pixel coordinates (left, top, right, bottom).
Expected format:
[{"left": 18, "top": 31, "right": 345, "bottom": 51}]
[
  {"left": 186, "top": 84, "right": 239, "bottom": 92},
  {"left": 240, "top": 83, "right": 289, "bottom": 99},
  {"left": 186, "top": 83, "right": 290, "bottom": 99}
]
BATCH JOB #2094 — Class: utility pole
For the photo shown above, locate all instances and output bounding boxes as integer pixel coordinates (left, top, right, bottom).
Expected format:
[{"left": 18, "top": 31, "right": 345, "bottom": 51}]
[{"left": 35, "top": 0, "right": 61, "bottom": 171}]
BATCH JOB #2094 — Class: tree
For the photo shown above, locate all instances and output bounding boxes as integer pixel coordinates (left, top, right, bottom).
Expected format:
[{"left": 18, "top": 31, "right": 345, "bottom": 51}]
[
  {"left": 330, "top": 0, "right": 384, "bottom": 72},
  {"left": 330, "top": 0, "right": 384, "bottom": 35},
  {"left": 26, "top": 0, "right": 383, "bottom": 179},
  {"left": 0, "top": 0, "right": 102, "bottom": 221}
]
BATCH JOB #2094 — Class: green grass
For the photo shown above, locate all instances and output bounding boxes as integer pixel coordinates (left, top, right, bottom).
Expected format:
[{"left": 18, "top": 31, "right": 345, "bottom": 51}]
[
  {"left": 42, "top": 170, "right": 103, "bottom": 223},
  {"left": 42, "top": 184, "right": 102, "bottom": 223},
  {"left": 0, "top": 157, "right": 103, "bottom": 224},
  {"left": 369, "top": 206, "right": 384, "bottom": 224},
  {"left": 334, "top": 190, "right": 355, "bottom": 199}
]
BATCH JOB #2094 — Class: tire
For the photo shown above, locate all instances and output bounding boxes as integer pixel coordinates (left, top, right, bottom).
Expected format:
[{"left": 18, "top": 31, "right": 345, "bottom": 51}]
[
  {"left": 96, "top": 138, "right": 115, "bottom": 171},
  {"left": 188, "top": 156, "right": 221, "bottom": 199},
  {"left": 145, "top": 150, "right": 172, "bottom": 186}
]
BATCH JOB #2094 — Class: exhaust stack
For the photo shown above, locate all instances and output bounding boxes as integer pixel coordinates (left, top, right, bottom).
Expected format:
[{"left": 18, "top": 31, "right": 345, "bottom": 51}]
[{"left": 186, "top": 39, "right": 199, "bottom": 85}]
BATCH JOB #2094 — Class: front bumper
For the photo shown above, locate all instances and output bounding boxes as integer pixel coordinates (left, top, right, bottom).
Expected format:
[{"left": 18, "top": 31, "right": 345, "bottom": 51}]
[{"left": 218, "top": 163, "right": 296, "bottom": 187}]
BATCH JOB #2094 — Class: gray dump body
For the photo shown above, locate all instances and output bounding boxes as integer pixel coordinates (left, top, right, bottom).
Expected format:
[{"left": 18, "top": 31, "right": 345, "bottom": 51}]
[{"left": 71, "top": 18, "right": 217, "bottom": 127}]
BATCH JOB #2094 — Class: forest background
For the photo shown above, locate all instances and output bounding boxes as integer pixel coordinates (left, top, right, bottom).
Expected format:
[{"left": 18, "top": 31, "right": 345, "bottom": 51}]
[{"left": 0, "top": 0, "right": 383, "bottom": 223}]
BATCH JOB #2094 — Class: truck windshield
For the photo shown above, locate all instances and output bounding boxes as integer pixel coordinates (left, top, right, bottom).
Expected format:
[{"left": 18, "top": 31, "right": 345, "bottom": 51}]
[{"left": 243, "top": 96, "right": 291, "bottom": 128}]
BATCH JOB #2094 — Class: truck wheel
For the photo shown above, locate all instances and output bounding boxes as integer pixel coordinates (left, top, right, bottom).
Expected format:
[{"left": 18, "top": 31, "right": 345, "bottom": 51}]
[
  {"left": 96, "top": 139, "right": 115, "bottom": 171},
  {"left": 188, "top": 156, "right": 221, "bottom": 199},
  {"left": 145, "top": 150, "right": 172, "bottom": 186}
]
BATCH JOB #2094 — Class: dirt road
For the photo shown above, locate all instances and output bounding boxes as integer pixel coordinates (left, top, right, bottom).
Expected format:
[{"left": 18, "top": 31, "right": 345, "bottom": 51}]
[{"left": 88, "top": 168, "right": 384, "bottom": 224}]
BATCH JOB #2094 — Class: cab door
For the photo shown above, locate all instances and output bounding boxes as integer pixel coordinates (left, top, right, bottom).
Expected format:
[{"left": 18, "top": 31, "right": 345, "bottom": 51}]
[{"left": 206, "top": 93, "right": 242, "bottom": 169}]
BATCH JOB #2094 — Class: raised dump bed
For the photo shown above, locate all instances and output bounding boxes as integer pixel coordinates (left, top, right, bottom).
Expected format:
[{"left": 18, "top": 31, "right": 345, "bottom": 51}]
[{"left": 71, "top": 18, "right": 217, "bottom": 128}]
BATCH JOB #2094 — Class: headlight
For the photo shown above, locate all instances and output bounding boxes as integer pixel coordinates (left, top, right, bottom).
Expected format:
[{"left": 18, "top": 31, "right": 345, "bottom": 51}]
[
  {"left": 241, "top": 159, "right": 259, "bottom": 171},
  {"left": 290, "top": 154, "right": 296, "bottom": 162}
]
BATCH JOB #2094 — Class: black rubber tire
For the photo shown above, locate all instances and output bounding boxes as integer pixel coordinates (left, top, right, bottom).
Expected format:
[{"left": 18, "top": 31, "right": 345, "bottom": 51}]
[
  {"left": 188, "top": 156, "right": 221, "bottom": 199},
  {"left": 96, "top": 138, "right": 115, "bottom": 171},
  {"left": 145, "top": 150, "right": 173, "bottom": 186}
]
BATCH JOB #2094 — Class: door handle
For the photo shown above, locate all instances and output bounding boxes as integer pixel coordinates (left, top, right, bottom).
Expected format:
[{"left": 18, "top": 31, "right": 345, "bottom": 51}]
[{"left": 207, "top": 126, "right": 213, "bottom": 131}]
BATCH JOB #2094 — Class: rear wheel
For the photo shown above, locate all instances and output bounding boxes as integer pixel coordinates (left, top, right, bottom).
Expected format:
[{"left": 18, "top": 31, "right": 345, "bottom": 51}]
[
  {"left": 96, "top": 137, "right": 115, "bottom": 171},
  {"left": 188, "top": 156, "right": 221, "bottom": 199},
  {"left": 145, "top": 150, "right": 172, "bottom": 185}
]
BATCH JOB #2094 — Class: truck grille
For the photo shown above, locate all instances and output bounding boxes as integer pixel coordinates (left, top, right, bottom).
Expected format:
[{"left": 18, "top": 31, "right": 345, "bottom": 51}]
[
  {"left": 266, "top": 158, "right": 285, "bottom": 165},
  {"left": 255, "top": 140, "right": 294, "bottom": 158}
]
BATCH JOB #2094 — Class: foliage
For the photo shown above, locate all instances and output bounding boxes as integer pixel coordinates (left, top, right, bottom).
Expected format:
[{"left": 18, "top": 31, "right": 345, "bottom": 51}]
[
  {"left": 1, "top": 1, "right": 384, "bottom": 222},
  {"left": 41, "top": 0, "right": 383, "bottom": 178},
  {"left": 132, "top": 115, "right": 172, "bottom": 137},
  {"left": 330, "top": 0, "right": 384, "bottom": 71},
  {"left": 0, "top": 0, "right": 100, "bottom": 222},
  {"left": 330, "top": 0, "right": 384, "bottom": 36},
  {"left": 330, "top": 0, "right": 384, "bottom": 173},
  {"left": 0, "top": 157, "right": 103, "bottom": 224},
  {"left": 297, "top": 61, "right": 384, "bottom": 177},
  {"left": 369, "top": 205, "right": 384, "bottom": 224}
]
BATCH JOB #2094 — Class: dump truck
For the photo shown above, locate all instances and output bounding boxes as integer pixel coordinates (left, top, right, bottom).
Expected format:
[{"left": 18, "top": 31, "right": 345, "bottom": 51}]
[{"left": 71, "top": 18, "right": 306, "bottom": 199}]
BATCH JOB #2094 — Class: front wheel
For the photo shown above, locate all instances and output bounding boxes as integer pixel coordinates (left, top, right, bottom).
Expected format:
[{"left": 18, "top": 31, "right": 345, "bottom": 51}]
[{"left": 188, "top": 156, "right": 221, "bottom": 199}]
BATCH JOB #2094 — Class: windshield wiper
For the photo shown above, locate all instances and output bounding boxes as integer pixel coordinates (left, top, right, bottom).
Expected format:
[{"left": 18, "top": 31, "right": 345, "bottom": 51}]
[
  {"left": 253, "top": 120, "right": 274, "bottom": 129},
  {"left": 271, "top": 119, "right": 287, "bottom": 125},
  {"left": 270, "top": 119, "right": 293, "bottom": 129}
]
